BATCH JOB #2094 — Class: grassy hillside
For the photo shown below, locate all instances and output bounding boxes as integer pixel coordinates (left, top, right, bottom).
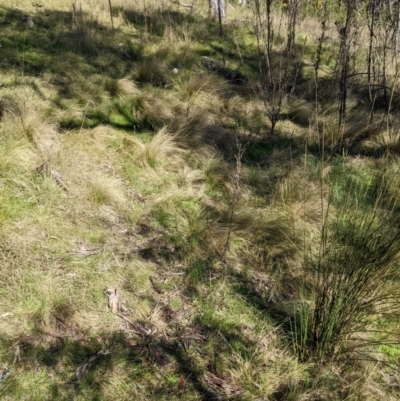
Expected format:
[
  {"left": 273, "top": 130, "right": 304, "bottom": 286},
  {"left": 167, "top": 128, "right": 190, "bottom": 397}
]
[{"left": 0, "top": 0, "right": 399, "bottom": 400}]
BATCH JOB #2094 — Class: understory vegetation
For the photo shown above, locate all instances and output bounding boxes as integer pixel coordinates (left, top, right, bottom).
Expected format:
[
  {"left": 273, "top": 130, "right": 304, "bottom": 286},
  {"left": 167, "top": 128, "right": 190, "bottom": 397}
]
[{"left": 0, "top": 0, "right": 399, "bottom": 400}]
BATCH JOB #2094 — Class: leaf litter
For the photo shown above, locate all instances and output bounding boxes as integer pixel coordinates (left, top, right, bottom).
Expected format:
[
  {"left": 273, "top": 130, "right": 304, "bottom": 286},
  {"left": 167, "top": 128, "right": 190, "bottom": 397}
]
[{"left": 75, "top": 350, "right": 111, "bottom": 382}]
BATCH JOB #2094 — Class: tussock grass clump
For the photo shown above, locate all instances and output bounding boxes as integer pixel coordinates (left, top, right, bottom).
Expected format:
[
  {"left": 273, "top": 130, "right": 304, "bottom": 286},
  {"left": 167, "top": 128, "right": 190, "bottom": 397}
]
[
  {"left": 306, "top": 106, "right": 391, "bottom": 157},
  {"left": 173, "top": 112, "right": 239, "bottom": 159},
  {"left": 52, "top": 71, "right": 107, "bottom": 105},
  {"left": 204, "top": 206, "right": 298, "bottom": 269},
  {"left": 19, "top": 116, "right": 61, "bottom": 160},
  {"left": 0, "top": 139, "right": 37, "bottom": 177},
  {"left": 133, "top": 91, "right": 176, "bottom": 128},
  {"left": 114, "top": 91, "right": 175, "bottom": 129},
  {"left": 133, "top": 59, "right": 169, "bottom": 86},
  {"left": 357, "top": 128, "right": 400, "bottom": 156},
  {"left": 174, "top": 72, "right": 227, "bottom": 100},
  {"left": 55, "top": 102, "right": 87, "bottom": 129},
  {"left": 0, "top": 95, "right": 21, "bottom": 118},
  {"left": 173, "top": 72, "right": 234, "bottom": 121},
  {"left": 150, "top": 192, "right": 206, "bottom": 252},
  {"left": 104, "top": 76, "right": 139, "bottom": 97},
  {"left": 287, "top": 99, "right": 315, "bottom": 127},
  {"left": 0, "top": 96, "right": 60, "bottom": 164},
  {"left": 85, "top": 174, "right": 127, "bottom": 208},
  {"left": 175, "top": 166, "right": 205, "bottom": 190},
  {"left": 125, "top": 127, "right": 186, "bottom": 170}
]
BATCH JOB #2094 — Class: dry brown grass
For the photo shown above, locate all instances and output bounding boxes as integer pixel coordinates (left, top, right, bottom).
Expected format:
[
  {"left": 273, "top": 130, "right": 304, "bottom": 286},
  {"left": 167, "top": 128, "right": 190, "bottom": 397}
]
[
  {"left": 125, "top": 127, "right": 186, "bottom": 170},
  {"left": 134, "top": 91, "right": 176, "bottom": 128},
  {"left": 1, "top": 1, "right": 399, "bottom": 400}
]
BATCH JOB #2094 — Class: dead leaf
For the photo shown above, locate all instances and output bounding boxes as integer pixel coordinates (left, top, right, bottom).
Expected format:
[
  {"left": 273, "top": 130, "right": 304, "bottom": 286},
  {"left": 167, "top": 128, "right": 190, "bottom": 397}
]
[
  {"left": 132, "top": 322, "right": 152, "bottom": 336},
  {"left": 75, "top": 356, "right": 95, "bottom": 382},
  {"left": 178, "top": 374, "right": 188, "bottom": 397},
  {"left": 104, "top": 287, "right": 121, "bottom": 313},
  {"left": 204, "top": 373, "right": 242, "bottom": 399},
  {"left": 13, "top": 345, "right": 21, "bottom": 365},
  {"left": 109, "top": 290, "right": 120, "bottom": 313},
  {"left": 116, "top": 314, "right": 152, "bottom": 336},
  {"left": 50, "top": 170, "right": 69, "bottom": 192},
  {"left": 180, "top": 336, "right": 191, "bottom": 352},
  {"left": 36, "top": 162, "right": 69, "bottom": 192}
]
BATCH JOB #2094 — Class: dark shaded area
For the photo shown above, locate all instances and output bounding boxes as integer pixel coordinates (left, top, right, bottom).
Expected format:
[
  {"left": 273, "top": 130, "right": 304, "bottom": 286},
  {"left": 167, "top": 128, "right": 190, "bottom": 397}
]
[
  {"left": 0, "top": 8, "right": 140, "bottom": 74},
  {"left": 0, "top": 280, "right": 262, "bottom": 401},
  {"left": 0, "top": 5, "right": 257, "bottom": 137}
]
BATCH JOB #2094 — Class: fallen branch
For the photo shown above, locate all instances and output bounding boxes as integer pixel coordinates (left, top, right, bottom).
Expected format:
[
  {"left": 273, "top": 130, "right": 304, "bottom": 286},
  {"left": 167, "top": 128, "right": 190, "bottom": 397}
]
[
  {"left": 149, "top": 276, "right": 163, "bottom": 294},
  {"left": 178, "top": 1, "right": 194, "bottom": 7}
]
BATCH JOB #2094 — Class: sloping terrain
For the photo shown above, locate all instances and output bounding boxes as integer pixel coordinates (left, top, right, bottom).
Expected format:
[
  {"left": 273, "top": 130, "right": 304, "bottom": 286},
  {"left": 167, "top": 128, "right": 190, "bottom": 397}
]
[{"left": 0, "top": 1, "right": 400, "bottom": 400}]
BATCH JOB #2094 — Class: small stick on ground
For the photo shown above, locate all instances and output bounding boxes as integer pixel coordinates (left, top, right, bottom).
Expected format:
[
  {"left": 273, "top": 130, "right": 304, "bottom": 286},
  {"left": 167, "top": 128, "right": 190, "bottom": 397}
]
[{"left": 149, "top": 276, "right": 163, "bottom": 294}]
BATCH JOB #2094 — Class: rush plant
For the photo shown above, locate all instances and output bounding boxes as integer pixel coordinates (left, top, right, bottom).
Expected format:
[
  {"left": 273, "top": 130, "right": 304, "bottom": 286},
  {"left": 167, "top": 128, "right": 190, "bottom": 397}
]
[{"left": 294, "top": 164, "right": 400, "bottom": 361}]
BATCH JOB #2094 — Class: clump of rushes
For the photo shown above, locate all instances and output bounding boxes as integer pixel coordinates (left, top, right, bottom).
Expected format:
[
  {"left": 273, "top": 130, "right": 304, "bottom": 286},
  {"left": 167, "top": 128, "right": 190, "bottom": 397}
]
[{"left": 293, "top": 165, "right": 400, "bottom": 361}]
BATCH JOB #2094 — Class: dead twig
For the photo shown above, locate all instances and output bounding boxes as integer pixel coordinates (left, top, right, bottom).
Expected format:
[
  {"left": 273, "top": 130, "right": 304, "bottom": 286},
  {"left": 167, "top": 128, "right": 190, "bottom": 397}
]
[
  {"left": 116, "top": 313, "right": 152, "bottom": 336},
  {"left": 149, "top": 276, "right": 163, "bottom": 294},
  {"left": 70, "top": 240, "right": 101, "bottom": 257},
  {"left": 75, "top": 350, "right": 111, "bottom": 382},
  {"left": 36, "top": 162, "right": 69, "bottom": 193}
]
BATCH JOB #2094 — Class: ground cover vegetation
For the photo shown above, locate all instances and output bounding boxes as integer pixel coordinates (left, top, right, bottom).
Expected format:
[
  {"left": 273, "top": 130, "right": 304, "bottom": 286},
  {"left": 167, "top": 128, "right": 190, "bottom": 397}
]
[{"left": 0, "top": 0, "right": 400, "bottom": 399}]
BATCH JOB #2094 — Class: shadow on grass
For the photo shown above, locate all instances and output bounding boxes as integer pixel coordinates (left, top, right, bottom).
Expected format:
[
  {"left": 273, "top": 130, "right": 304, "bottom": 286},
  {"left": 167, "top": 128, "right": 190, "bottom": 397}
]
[
  {"left": 0, "top": 298, "right": 260, "bottom": 400},
  {"left": 1, "top": 5, "right": 395, "bottom": 162},
  {"left": 0, "top": 6, "right": 255, "bottom": 133}
]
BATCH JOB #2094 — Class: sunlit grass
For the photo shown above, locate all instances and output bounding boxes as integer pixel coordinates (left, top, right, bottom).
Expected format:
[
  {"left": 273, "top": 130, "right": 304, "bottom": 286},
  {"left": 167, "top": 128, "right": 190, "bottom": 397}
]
[{"left": 0, "top": 0, "right": 400, "bottom": 400}]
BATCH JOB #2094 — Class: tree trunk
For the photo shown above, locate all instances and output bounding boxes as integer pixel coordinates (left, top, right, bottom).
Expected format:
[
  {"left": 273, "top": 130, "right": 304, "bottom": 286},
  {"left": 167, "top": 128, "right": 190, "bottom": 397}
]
[{"left": 209, "top": 0, "right": 226, "bottom": 19}]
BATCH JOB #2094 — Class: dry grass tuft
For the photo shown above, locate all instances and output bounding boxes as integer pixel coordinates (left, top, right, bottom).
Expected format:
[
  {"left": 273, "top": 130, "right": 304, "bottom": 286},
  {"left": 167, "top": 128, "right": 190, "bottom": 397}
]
[
  {"left": 21, "top": 117, "right": 61, "bottom": 160},
  {"left": 0, "top": 138, "right": 38, "bottom": 175},
  {"left": 55, "top": 102, "right": 87, "bottom": 128},
  {"left": 173, "top": 72, "right": 227, "bottom": 100},
  {"left": 173, "top": 72, "right": 228, "bottom": 116},
  {"left": 0, "top": 96, "right": 21, "bottom": 118},
  {"left": 287, "top": 99, "right": 315, "bottom": 127},
  {"left": 133, "top": 59, "right": 168, "bottom": 86},
  {"left": 117, "top": 77, "right": 139, "bottom": 96},
  {"left": 134, "top": 92, "right": 175, "bottom": 129},
  {"left": 0, "top": 97, "right": 61, "bottom": 161},
  {"left": 85, "top": 174, "right": 127, "bottom": 207},
  {"left": 174, "top": 112, "right": 238, "bottom": 158},
  {"left": 127, "top": 127, "right": 186, "bottom": 170},
  {"left": 104, "top": 76, "right": 139, "bottom": 97},
  {"left": 176, "top": 166, "right": 206, "bottom": 190}
]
